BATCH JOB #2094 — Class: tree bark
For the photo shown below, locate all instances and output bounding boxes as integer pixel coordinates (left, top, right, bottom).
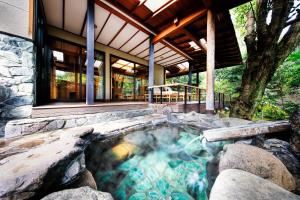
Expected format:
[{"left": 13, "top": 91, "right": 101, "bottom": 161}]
[{"left": 230, "top": 0, "right": 300, "bottom": 120}]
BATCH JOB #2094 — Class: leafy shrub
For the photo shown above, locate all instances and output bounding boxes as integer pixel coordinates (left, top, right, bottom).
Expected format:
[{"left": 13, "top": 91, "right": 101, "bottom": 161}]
[
  {"left": 284, "top": 101, "right": 299, "bottom": 115},
  {"left": 261, "top": 103, "right": 288, "bottom": 120}
]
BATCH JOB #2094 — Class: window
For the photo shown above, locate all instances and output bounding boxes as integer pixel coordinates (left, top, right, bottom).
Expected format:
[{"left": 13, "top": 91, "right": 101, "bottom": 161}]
[{"left": 111, "top": 56, "right": 148, "bottom": 101}]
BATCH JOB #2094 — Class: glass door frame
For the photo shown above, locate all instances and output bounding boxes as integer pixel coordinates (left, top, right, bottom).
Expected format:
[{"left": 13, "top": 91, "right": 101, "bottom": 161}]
[
  {"left": 110, "top": 55, "right": 148, "bottom": 101},
  {"left": 49, "top": 37, "right": 106, "bottom": 102}
]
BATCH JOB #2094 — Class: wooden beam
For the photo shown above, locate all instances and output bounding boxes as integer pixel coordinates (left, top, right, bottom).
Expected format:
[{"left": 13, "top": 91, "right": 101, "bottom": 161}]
[
  {"left": 108, "top": 22, "right": 127, "bottom": 46},
  {"left": 119, "top": 30, "right": 139, "bottom": 49},
  {"left": 153, "top": 9, "right": 207, "bottom": 44},
  {"left": 128, "top": 36, "right": 149, "bottom": 53},
  {"left": 86, "top": 0, "right": 94, "bottom": 105},
  {"left": 29, "top": 0, "right": 33, "bottom": 35},
  {"left": 95, "top": 0, "right": 192, "bottom": 60},
  {"left": 95, "top": 13, "right": 111, "bottom": 41},
  {"left": 203, "top": 121, "right": 290, "bottom": 142}
]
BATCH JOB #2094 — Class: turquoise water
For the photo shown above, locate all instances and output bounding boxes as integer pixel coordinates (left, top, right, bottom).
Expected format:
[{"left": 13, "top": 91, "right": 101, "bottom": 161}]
[{"left": 94, "top": 124, "right": 228, "bottom": 200}]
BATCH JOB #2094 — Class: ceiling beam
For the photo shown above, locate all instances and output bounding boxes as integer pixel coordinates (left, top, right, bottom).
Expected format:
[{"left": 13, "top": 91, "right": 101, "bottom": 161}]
[
  {"left": 153, "top": 9, "right": 207, "bottom": 44},
  {"left": 95, "top": 0, "right": 192, "bottom": 60},
  {"left": 131, "top": 0, "right": 147, "bottom": 13}
]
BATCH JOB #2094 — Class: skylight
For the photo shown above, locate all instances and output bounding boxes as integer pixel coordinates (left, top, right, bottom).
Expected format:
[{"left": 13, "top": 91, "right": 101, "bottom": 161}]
[
  {"left": 177, "top": 61, "right": 189, "bottom": 71},
  {"left": 144, "top": 0, "right": 170, "bottom": 12},
  {"left": 189, "top": 41, "right": 201, "bottom": 51},
  {"left": 53, "top": 51, "right": 64, "bottom": 62}
]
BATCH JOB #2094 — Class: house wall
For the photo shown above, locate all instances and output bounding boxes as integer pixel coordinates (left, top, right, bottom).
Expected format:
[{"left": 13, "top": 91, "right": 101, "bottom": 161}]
[
  {"left": 47, "top": 26, "right": 165, "bottom": 100},
  {"left": 0, "top": 33, "right": 36, "bottom": 137},
  {"left": 0, "top": 0, "right": 33, "bottom": 39}
]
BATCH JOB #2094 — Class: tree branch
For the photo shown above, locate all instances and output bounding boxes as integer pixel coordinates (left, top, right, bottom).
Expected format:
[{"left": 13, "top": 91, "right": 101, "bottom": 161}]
[
  {"left": 269, "top": 0, "right": 293, "bottom": 42},
  {"left": 276, "top": 19, "right": 300, "bottom": 66},
  {"left": 256, "top": 0, "right": 269, "bottom": 43},
  {"left": 285, "top": 16, "right": 300, "bottom": 27},
  {"left": 245, "top": 10, "right": 257, "bottom": 59}
]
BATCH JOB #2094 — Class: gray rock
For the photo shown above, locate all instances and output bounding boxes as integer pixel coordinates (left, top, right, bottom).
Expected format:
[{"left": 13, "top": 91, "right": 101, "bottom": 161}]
[
  {"left": 4, "top": 96, "right": 33, "bottom": 106},
  {"left": 41, "top": 186, "right": 113, "bottom": 200},
  {"left": 263, "top": 139, "right": 300, "bottom": 194},
  {"left": 290, "top": 108, "right": 300, "bottom": 157},
  {"left": 219, "top": 144, "right": 296, "bottom": 191},
  {"left": 210, "top": 169, "right": 300, "bottom": 200},
  {"left": 68, "top": 170, "right": 97, "bottom": 190},
  {"left": 0, "top": 126, "right": 94, "bottom": 200}
]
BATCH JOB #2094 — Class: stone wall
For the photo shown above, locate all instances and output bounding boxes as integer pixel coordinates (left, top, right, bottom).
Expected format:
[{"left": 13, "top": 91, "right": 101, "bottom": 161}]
[{"left": 0, "top": 33, "right": 35, "bottom": 137}]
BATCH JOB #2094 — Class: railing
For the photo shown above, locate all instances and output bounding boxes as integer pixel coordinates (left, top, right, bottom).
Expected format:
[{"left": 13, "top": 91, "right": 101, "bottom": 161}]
[{"left": 147, "top": 83, "right": 230, "bottom": 113}]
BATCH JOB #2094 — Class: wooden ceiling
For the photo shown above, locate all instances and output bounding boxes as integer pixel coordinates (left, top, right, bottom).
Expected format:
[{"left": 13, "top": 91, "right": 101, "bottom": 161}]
[
  {"left": 107, "top": 0, "right": 249, "bottom": 77},
  {"left": 42, "top": 0, "right": 250, "bottom": 77}
]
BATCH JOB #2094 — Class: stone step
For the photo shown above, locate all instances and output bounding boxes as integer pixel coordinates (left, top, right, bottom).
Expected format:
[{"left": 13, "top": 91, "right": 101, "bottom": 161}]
[{"left": 5, "top": 108, "right": 154, "bottom": 138}]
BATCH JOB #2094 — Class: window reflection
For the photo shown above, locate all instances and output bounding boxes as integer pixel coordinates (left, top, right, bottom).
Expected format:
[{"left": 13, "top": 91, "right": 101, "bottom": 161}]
[
  {"left": 111, "top": 56, "right": 148, "bottom": 101},
  {"left": 50, "top": 38, "right": 105, "bottom": 102}
]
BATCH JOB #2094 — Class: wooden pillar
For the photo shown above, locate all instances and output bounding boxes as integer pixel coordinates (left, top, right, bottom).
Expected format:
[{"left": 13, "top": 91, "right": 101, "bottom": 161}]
[
  {"left": 79, "top": 48, "right": 83, "bottom": 100},
  {"left": 188, "top": 61, "right": 192, "bottom": 86},
  {"left": 86, "top": 0, "right": 94, "bottom": 105},
  {"left": 148, "top": 35, "right": 155, "bottom": 103},
  {"left": 206, "top": 9, "right": 215, "bottom": 113},
  {"left": 196, "top": 71, "right": 199, "bottom": 87}
]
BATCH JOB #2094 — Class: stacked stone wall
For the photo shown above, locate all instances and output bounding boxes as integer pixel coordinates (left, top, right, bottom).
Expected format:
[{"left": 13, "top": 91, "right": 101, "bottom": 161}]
[{"left": 0, "top": 33, "right": 35, "bottom": 136}]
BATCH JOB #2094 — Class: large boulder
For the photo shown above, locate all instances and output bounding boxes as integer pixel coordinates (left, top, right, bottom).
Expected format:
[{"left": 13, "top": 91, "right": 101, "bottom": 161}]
[
  {"left": 290, "top": 108, "right": 300, "bottom": 157},
  {"left": 219, "top": 144, "right": 296, "bottom": 191},
  {"left": 0, "top": 126, "right": 94, "bottom": 200},
  {"left": 263, "top": 139, "right": 300, "bottom": 194},
  {"left": 209, "top": 169, "right": 300, "bottom": 200},
  {"left": 68, "top": 169, "right": 97, "bottom": 190},
  {"left": 41, "top": 186, "right": 113, "bottom": 200}
]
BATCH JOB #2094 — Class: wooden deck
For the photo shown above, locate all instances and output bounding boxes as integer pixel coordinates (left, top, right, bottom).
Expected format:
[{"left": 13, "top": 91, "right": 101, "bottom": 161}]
[
  {"left": 32, "top": 100, "right": 226, "bottom": 118},
  {"left": 32, "top": 102, "right": 149, "bottom": 118}
]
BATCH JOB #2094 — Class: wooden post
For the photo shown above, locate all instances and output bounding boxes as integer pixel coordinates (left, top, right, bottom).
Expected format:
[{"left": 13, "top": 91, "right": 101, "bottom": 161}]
[
  {"left": 198, "top": 89, "right": 201, "bottom": 113},
  {"left": 218, "top": 92, "right": 221, "bottom": 110},
  {"left": 184, "top": 86, "right": 187, "bottom": 113},
  {"left": 188, "top": 61, "right": 192, "bottom": 101},
  {"left": 148, "top": 35, "right": 155, "bottom": 103},
  {"left": 86, "top": 0, "right": 94, "bottom": 105},
  {"left": 79, "top": 48, "right": 83, "bottom": 100},
  {"left": 206, "top": 9, "right": 215, "bottom": 113},
  {"left": 160, "top": 87, "right": 163, "bottom": 104},
  {"left": 196, "top": 71, "right": 199, "bottom": 87},
  {"left": 222, "top": 93, "right": 225, "bottom": 109}
]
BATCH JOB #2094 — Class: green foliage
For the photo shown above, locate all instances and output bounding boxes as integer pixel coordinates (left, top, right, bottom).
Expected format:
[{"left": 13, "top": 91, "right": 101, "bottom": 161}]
[
  {"left": 231, "top": 0, "right": 256, "bottom": 38},
  {"left": 254, "top": 103, "right": 288, "bottom": 120},
  {"left": 166, "top": 73, "right": 205, "bottom": 86},
  {"left": 215, "top": 65, "right": 245, "bottom": 99},
  {"left": 253, "top": 49, "right": 300, "bottom": 120}
]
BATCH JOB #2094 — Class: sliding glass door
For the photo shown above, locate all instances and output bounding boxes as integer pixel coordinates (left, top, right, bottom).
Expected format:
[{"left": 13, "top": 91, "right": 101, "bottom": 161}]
[
  {"left": 49, "top": 38, "right": 105, "bottom": 102},
  {"left": 111, "top": 56, "right": 148, "bottom": 101}
]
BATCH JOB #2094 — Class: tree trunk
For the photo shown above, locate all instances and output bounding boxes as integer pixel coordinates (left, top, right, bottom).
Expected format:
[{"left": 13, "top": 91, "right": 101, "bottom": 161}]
[
  {"left": 229, "top": 0, "right": 300, "bottom": 119},
  {"left": 230, "top": 58, "right": 277, "bottom": 119}
]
